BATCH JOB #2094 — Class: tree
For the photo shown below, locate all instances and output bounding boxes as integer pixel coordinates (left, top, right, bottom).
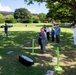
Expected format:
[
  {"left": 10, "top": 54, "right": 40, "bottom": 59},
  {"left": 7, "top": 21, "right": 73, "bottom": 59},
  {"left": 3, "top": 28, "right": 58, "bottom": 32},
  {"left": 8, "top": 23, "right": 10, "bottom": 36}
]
[
  {"left": 46, "top": 2, "right": 74, "bottom": 22},
  {"left": 0, "top": 13, "right": 5, "bottom": 23},
  {"left": 0, "top": 13, "right": 4, "bottom": 19},
  {"left": 38, "top": 13, "right": 46, "bottom": 22},
  {"left": 24, "top": 0, "right": 76, "bottom": 24},
  {"left": 14, "top": 8, "right": 32, "bottom": 22},
  {"left": 31, "top": 15, "right": 39, "bottom": 20},
  {"left": 5, "top": 15, "right": 14, "bottom": 19}
]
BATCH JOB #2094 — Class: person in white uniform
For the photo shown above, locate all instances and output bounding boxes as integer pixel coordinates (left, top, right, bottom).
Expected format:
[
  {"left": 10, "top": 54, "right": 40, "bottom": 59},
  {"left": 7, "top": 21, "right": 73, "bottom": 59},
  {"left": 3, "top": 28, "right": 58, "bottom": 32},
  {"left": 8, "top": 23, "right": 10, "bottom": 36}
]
[{"left": 71, "top": 24, "right": 76, "bottom": 45}]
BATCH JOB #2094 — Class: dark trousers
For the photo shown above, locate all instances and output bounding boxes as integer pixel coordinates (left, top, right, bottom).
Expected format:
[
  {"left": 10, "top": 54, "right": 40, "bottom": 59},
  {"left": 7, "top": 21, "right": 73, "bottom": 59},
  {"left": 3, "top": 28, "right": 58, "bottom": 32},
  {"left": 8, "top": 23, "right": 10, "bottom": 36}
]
[
  {"left": 51, "top": 35, "right": 54, "bottom": 42},
  {"left": 38, "top": 38, "right": 43, "bottom": 50},
  {"left": 47, "top": 32, "right": 50, "bottom": 41},
  {"left": 5, "top": 30, "right": 8, "bottom": 37},
  {"left": 56, "top": 35, "right": 60, "bottom": 43}
]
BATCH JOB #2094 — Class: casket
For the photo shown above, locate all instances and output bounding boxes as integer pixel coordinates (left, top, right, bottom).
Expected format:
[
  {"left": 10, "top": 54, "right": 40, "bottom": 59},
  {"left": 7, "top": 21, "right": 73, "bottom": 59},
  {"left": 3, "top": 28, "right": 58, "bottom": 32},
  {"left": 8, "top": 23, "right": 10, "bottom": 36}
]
[{"left": 19, "top": 55, "right": 34, "bottom": 67}]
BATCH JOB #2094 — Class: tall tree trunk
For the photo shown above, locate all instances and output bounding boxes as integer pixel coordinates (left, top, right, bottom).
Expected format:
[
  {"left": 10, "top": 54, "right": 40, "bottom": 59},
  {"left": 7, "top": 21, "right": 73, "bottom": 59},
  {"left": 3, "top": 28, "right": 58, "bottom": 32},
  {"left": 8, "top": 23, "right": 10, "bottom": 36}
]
[
  {"left": 71, "top": 1, "right": 76, "bottom": 25},
  {"left": 74, "top": 11, "right": 76, "bottom": 24},
  {"left": 72, "top": 6, "right": 76, "bottom": 24}
]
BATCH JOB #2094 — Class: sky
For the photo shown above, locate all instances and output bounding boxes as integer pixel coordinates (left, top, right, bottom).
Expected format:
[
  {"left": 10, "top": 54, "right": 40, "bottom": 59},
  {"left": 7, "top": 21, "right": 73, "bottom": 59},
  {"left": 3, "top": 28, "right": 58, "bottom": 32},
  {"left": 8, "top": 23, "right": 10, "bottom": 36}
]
[{"left": 0, "top": 0, "right": 49, "bottom": 14}]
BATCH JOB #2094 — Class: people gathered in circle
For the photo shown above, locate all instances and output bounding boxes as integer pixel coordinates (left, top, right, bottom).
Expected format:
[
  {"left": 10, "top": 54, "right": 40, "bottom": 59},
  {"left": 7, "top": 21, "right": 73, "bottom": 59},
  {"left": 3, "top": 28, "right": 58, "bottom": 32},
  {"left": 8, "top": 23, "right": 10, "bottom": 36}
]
[{"left": 37, "top": 24, "right": 61, "bottom": 54}]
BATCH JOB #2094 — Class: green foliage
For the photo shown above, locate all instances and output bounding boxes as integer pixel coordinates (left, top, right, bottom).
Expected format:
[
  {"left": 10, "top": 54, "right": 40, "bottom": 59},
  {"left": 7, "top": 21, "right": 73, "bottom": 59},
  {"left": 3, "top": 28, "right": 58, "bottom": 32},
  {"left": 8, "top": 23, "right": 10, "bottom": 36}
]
[
  {"left": 38, "top": 13, "right": 46, "bottom": 22},
  {"left": 24, "top": 0, "right": 44, "bottom": 4},
  {"left": 14, "top": 8, "right": 32, "bottom": 21},
  {"left": 28, "top": 19, "right": 33, "bottom": 23},
  {"left": 0, "top": 13, "right": 4, "bottom": 19},
  {"left": 31, "top": 15, "right": 39, "bottom": 20},
  {"left": 46, "top": 2, "right": 74, "bottom": 22},
  {"left": 5, "top": 15, "right": 14, "bottom": 19},
  {"left": 0, "top": 19, "right": 5, "bottom": 23},
  {"left": 24, "top": 0, "right": 76, "bottom": 23},
  {"left": 33, "top": 20, "right": 40, "bottom": 23},
  {"left": 10, "top": 19, "right": 17, "bottom": 23},
  {"left": 23, "top": 19, "right": 33, "bottom": 23},
  {"left": 5, "top": 19, "right": 17, "bottom": 23}
]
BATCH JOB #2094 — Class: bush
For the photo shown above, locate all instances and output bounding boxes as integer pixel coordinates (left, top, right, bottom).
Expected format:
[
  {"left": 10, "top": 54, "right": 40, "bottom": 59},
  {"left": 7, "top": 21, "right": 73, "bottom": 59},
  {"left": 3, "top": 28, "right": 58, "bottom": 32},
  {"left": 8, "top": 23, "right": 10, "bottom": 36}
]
[
  {"left": 5, "top": 19, "right": 10, "bottom": 23},
  {"left": 43, "top": 21, "right": 48, "bottom": 23},
  {"left": 0, "top": 19, "right": 5, "bottom": 23},
  {"left": 10, "top": 19, "right": 17, "bottom": 23},
  {"left": 23, "top": 19, "right": 33, "bottom": 23},
  {"left": 29, "top": 19, "right": 33, "bottom": 23},
  {"left": 5, "top": 19, "right": 17, "bottom": 23},
  {"left": 22, "top": 20, "right": 29, "bottom": 23},
  {"left": 33, "top": 20, "right": 40, "bottom": 23}
]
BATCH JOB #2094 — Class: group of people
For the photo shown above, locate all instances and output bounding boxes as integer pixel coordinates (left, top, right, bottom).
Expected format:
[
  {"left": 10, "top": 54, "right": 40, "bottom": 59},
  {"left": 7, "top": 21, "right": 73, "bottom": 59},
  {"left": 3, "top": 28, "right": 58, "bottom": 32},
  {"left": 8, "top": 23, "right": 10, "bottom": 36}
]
[
  {"left": 37, "top": 23, "right": 76, "bottom": 54},
  {"left": 37, "top": 24, "right": 61, "bottom": 53},
  {"left": 3, "top": 23, "right": 76, "bottom": 52}
]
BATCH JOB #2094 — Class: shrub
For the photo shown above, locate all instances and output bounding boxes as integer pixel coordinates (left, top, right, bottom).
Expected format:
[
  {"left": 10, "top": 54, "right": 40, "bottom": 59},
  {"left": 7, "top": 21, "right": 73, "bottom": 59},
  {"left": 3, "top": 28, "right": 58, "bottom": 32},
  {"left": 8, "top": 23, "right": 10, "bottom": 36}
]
[
  {"left": 29, "top": 19, "right": 33, "bottom": 23},
  {"left": 23, "top": 19, "right": 33, "bottom": 23},
  {"left": 5, "top": 19, "right": 17, "bottom": 23},
  {"left": 5, "top": 19, "right": 10, "bottom": 23},
  {"left": 10, "top": 19, "right": 17, "bottom": 23},
  {"left": 22, "top": 20, "right": 29, "bottom": 23},
  {"left": 0, "top": 19, "right": 5, "bottom": 23},
  {"left": 43, "top": 21, "right": 48, "bottom": 23},
  {"left": 33, "top": 20, "right": 40, "bottom": 23}
]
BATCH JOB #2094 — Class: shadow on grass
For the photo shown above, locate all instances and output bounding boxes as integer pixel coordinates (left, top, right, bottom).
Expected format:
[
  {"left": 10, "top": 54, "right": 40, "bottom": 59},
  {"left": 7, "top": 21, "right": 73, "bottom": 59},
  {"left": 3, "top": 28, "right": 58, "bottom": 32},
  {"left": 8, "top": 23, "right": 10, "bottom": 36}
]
[
  {"left": 0, "top": 31, "right": 76, "bottom": 75},
  {"left": 0, "top": 31, "right": 51, "bottom": 75}
]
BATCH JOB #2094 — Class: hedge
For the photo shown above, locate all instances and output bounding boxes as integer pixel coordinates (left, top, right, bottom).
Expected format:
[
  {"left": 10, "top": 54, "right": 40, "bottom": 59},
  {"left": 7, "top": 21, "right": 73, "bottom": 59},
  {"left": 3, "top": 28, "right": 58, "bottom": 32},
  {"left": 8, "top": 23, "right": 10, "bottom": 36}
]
[
  {"left": 33, "top": 20, "right": 40, "bottom": 23},
  {"left": 23, "top": 19, "right": 33, "bottom": 23},
  {"left": 5, "top": 19, "right": 17, "bottom": 23},
  {"left": 0, "top": 19, "right": 5, "bottom": 23}
]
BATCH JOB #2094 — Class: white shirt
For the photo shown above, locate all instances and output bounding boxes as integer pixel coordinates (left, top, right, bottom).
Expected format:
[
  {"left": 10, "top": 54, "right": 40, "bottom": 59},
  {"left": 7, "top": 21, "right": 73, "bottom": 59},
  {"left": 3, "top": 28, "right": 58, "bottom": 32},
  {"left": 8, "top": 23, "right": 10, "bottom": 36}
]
[
  {"left": 71, "top": 27, "right": 76, "bottom": 36},
  {"left": 46, "top": 27, "right": 50, "bottom": 32}
]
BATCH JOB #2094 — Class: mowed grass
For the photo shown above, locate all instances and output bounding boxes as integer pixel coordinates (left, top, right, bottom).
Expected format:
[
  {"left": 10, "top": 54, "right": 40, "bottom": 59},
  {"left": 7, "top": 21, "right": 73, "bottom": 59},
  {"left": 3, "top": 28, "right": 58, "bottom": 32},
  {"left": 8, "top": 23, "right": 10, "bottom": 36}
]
[{"left": 0, "top": 23, "right": 76, "bottom": 75}]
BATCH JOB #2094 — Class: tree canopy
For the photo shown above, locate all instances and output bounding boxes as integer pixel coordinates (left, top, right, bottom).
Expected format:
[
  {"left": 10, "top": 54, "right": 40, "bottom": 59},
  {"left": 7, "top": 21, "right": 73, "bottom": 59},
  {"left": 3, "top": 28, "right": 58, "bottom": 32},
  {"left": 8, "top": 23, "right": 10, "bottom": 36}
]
[
  {"left": 24, "top": 0, "right": 76, "bottom": 24},
  {"left": 0, "top": 13, "right": 4, "bottom": 19},
  {"left": 38, "top": 13, "right": 46, "bottom": 22},
  {"left": 46, "top": 2, "right": 74, "bottom": 22},
  {"left": 5, "top": 15, "right": 14, "bottom": 19},
  {"left": 14, "top": 8, "right": 32, "bottom": 21}
]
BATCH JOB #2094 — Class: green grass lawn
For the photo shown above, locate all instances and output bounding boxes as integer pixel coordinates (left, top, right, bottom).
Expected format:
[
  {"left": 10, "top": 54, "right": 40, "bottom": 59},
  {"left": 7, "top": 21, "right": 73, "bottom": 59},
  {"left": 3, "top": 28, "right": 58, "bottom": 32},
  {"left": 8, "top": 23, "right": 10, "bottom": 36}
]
[{"left": 0, "top": 23, "right": 76, "bottom": 75}]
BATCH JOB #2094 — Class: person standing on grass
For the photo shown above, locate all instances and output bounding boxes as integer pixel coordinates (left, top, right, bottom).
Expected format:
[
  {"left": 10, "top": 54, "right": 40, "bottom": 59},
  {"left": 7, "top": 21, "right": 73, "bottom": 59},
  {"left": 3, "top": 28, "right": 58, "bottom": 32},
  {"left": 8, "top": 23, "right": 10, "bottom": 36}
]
[
  {"left": 51, "top": 28, "right": 55, "bottom": 42},
  {"left": 43, "top": 25, "right": 46, "bottom": 32},
  {"left": 38, "top": 32, "right": 43, "bottom": 50},
  {"left": 54, "top": 24, "right": 61, "bottom": 43},
  {"left": 4, "top": 23, "right": 9, "bottom": 37},
  {"left": 38, "top": 27, "right": 47, "bottom": 53},
  {"left": 46, "top": 27, "right": 50, "bottom": 41},
  {"left": 71, "top": 24, "right": 76, "bottom": 45}
]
